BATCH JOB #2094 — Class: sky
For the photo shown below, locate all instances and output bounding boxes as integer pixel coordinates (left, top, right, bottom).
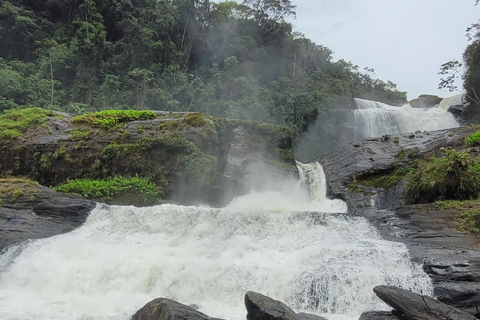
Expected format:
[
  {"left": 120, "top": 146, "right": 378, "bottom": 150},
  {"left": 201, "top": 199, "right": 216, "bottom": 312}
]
[{"left": 285, "top": 0, "right": 480, "bottom": 100}]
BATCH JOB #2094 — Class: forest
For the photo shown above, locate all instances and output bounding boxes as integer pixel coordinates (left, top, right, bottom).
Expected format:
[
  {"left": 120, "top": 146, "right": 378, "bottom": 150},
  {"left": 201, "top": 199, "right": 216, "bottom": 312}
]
[{"left": 0, "top": 0, "right": 410, "bottom": 147}]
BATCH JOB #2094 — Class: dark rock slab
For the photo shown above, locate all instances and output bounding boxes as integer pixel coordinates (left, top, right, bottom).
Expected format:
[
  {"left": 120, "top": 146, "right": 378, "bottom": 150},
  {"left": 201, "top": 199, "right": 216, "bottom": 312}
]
[
  {"left": 409, "top": 95, "right": 443, "bottom": 108},
  {"left": 245, "top": 291, "right": 298, "bottom": 320},
  {"left": 0, "top": 181, "right": 94, "bottom": 251},
  {"left": 358, "top": 311, "right": 400, "bottom": 320},
  {"left": 373, "top": 285, "right": 478, "bottom": 320},
  {"left": 132, "top": 297, "right": 216, "bottom": 320}
]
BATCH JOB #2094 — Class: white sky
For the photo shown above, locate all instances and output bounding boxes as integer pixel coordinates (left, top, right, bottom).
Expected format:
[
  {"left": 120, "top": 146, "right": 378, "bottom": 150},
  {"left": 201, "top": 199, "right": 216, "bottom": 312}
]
[{"left": 288, "top": 0, "right": 480, "bottom": 100}]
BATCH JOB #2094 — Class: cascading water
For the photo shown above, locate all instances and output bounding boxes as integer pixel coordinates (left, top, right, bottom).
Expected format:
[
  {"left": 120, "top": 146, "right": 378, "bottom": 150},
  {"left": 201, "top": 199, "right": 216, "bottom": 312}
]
[
  {"left": 0, "top": 163, "right": 432, "bottom": 320},
  {"left": 354, "top": 98, "right": 459, "bottom": 139}
]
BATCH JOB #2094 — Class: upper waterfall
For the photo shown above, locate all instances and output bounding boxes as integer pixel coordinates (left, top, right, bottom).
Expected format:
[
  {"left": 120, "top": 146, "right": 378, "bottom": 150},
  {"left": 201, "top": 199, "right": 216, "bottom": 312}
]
[{"left": 353, "top": 98, "right": 459, "bottom": 140}]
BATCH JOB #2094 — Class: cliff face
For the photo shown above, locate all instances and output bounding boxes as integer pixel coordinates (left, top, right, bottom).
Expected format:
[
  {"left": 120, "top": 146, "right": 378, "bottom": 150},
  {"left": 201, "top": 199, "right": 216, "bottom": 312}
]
[{"left": 0, "top": 109, "right": 297, "bottom": 207}]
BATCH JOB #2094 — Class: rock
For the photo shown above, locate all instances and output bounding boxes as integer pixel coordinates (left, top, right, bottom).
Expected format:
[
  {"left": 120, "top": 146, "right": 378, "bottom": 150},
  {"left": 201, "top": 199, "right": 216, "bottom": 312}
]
[
  {"left": 296, "top": 312, "right": 328, "bottom": 320},
  {"left": 373, "top": 285, "right": 478, "bottom": 320},
  {"left": 0, "top": 110, "right": 297, "bottom": 207},
  {"left": 358, "top": 311, "right": 400, "bottom": 320},
  {"left": 131, "top": 297, "right": 215, "bottom": 320},
  {"left": 0, "top": 179, "right": 95, "bottom": 251},
  {"left": 409, "top": 95, "right": 443, "bottom": 108},
  {"left": 245, "top": 291, "right": 298, "bottom": 320}
]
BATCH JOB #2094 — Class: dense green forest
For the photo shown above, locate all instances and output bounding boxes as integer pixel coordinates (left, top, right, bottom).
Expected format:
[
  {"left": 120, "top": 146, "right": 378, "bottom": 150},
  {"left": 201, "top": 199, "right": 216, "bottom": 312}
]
[{"left": 0, "top": 0, "right": 408, "bottom": 145}]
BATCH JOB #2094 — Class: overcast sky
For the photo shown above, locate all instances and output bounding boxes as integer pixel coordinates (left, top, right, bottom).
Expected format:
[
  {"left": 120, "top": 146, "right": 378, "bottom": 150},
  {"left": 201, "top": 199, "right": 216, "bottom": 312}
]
[{"left": 286, "top": 0, "right": 480, "bottom": 100}]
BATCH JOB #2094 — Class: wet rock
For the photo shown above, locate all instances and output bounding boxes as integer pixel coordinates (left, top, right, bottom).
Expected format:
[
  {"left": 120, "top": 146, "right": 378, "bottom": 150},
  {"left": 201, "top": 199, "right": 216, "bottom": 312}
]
[
  {"left": 245, "top": 291, "right": 298, "bottom": 320},
  {"left": 409, "top": 94, "right": 443, "bottom": 108},
  {"left": 0, "top": 180, "right": 95, "bottom": 251},
  {"left": 373, "top": 285, "right": 478, "bottom": 320},
  {"left": 132, "top": 297, "right": 218, "bottom": 320},
  {"left": 358, "top": 311, "right": 400, "bottom": 320}
]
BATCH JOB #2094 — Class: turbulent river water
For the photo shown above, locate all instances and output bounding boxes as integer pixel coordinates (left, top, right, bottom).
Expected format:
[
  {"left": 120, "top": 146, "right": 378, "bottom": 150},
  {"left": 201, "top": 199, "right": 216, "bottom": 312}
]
[{"left": 0, "top": 162, "right": 432, "bottom": 320}]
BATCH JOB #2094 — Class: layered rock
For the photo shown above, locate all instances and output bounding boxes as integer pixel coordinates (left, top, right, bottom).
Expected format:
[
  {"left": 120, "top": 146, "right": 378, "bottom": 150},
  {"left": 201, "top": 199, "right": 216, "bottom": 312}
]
[
  {"left": 318, "top": 126, "right": 480, "bottom": 316},
  {"left": 0, "top": 178, "right": 95, "bottom": 251},
  {"left": 409, "top": 94, "right": 443, "bottom": 108},
  {"left": 0, "top": 110, "right": 297, "bottom": 207}
]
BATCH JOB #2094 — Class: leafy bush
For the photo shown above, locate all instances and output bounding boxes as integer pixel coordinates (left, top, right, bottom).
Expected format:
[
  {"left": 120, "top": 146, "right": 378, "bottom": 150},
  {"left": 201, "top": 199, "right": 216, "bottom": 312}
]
[
  {"left": 0, "top": 108, "right": 53, "bottom": 139},
  {"left": 53, "top": 175, "right": 162, "bottom": 205},
  {"left": 406, "top": 148, "right": 480, "bottom": 203},
  {"left": 71, "top": 110, "right": 157, "bottom": 130},
  {"left": 465, "top": 130, "right": 480, "bottom": 147}
]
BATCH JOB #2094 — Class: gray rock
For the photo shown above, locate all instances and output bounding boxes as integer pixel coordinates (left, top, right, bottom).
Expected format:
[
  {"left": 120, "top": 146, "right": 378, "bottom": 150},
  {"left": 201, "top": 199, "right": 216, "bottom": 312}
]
[
  {"left": 409, "top": 95, "right": 443, "bottom": 108},
  {"left": 358, "top": 311, "right": 400, "bottom": 320},
  {"left": 0, "top": 182, "right": 95, "bottom": 251},
  {"left": 245, "top": 291, "right": 298, "bottom": 320},
  {"left": 131, "top": 297, "right": 217, "bottom": 320},
  {"left": 373, "top": 285, "right": 478, "bottom": 320}
]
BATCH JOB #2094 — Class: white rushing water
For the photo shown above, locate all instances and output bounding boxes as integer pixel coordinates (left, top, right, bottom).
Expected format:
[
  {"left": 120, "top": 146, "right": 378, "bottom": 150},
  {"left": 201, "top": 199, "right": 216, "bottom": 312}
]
[
  {"left": 0, "top": 163, "right": 432, "bottom": 320},
  {"left": 354, "top": 98, "right": 459, "bottom": 139}
]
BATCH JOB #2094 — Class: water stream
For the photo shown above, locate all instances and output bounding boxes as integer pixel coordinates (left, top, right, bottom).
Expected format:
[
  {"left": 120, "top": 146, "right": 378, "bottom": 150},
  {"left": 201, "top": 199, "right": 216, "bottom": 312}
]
[{"left": 0, "top": 163, "right": 432, "bottom": 320}]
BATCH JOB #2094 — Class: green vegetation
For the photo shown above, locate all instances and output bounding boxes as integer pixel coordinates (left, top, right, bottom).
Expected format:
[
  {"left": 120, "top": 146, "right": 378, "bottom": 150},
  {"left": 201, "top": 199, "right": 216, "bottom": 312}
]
[
  {"left": 465, "top": 130, "right": 480, "bottom": 146},
  {"left": 53, "top": 175, "right": 161, "bottom": 205},
  {"left": 406, "top": 148, "right": 480, "bottom": 203},
  {"left": 71, "top": 110, "right": 157, "bottom": 130},
  {"left": 69, "top": 128, "right": 94, "bottom": 141},
  {"left": 0, "top": 107, "right": 53, "bottom": 139},
  {"left": 0, "top": 0, "right": 406, "bottom": 150},
  {"left": 351, "top": 166, "right": 414, "bottom": 189}
]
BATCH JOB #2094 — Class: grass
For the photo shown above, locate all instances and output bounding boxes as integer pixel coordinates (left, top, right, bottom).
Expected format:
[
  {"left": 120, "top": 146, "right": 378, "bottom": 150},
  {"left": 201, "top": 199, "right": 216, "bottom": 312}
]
[
  {"left": 0, "top": 108, "right": 54, "bottom": 139},
  {"left": 53, "top": 175, "right": 162, "bottom": 205},
  {"left": 351, "top": 166, "right": 415, "bottom": 189},
  {"left": 71, "top": 110, "right": 157, "bottom": 130}
]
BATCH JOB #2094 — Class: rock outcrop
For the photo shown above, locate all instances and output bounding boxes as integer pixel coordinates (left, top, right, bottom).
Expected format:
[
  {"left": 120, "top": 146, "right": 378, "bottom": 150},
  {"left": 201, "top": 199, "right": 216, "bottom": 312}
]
[
  {"left": 409, "top": 94, "right": 443, "bottom": 108},
  {"left": 0, "top": 110, "right": 297, "bottom": 207},
  {"left": 0, "top": 178, "right": 95, "bottom": 251},
  {"left": 373, "top": 285, "right": 478, "bottom": 320},
  {"left": 318, "top": 125, "right": 480, "bottom": 316}
]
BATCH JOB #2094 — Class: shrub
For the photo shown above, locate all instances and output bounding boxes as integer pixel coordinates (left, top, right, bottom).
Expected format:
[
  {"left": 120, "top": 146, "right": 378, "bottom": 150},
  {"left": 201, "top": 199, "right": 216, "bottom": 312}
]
[
  {"left": 465, "top": 130, "right": 480, "bottom": 147},
  {"left": 406, "top": 148, "right": 480, "bottom": 203},
  {"left": 53, "top": 175, "right": 162, "bottom": 205},
  {"left": 71, "top": 110, "right": 157, "bottom": 130}
]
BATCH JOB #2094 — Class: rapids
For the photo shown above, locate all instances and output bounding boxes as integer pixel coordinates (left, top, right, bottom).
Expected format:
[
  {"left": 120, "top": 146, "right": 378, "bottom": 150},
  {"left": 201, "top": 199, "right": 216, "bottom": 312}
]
[{"left": 0, "top": 163, "right": 432, "bottom": 320}]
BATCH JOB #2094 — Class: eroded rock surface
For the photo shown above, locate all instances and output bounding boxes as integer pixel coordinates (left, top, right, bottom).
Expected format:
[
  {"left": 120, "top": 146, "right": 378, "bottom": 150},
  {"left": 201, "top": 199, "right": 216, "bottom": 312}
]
[{"left": 0, "top": 180, "right": 94, "bottom": 251}]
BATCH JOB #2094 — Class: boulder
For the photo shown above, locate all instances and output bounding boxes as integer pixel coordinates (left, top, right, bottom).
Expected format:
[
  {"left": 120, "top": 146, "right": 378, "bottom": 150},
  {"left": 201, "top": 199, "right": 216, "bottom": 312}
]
[
  {"left": 131, "top": 297, "right": 216, "bottom": 320},
  {"left": 409, "top": 95, "right": 443, "bottom": 108},
  {"left": 373, "top": 285, "right": 478, "bottom": 320},
  {"left": 358, "top": 311, "right": 400, "bottom": 320},
  {"left": 0, "top": 178, "right": 95, "bottom": 251},
  {"left": 245, "top": 291, "right": 298, "bottom": 320}
]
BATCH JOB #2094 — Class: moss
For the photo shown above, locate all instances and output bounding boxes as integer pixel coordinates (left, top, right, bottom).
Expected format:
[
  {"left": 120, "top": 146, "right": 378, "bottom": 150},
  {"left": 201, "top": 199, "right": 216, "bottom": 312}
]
[
  {"left": 350, "top": 166, "right": 414, "bottom": 189},
  {"left": 71, "top": 110, "right": 157, "bottom": 130},
  {"left": 183, "top": 112, "right": 211, "bottom": 127},
  {"left": 0, "top": 108, "right": 53, "bottom": 140},
  {"left": 11, "top": 189, "right": 23, "bottom": 202},
  {"left": 395, "top": 148, "right": 406, "bottom": 159},
  {"left": 158, "top": 120, "right": 182, "bottom": 132},
  {"left": 53, "top": 175, "right": 162, "bottom": 205},
  {"left": 69, "top": 128, "right": 94, "bottom": 141}
]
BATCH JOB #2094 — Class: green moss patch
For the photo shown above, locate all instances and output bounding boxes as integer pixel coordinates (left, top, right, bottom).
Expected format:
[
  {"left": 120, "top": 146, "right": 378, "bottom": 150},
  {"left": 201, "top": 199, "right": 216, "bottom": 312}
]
[
  {"left": 465, "top": 130, "right": 480, "bottom": 147},
  {"left": 350, "top": 166, "right": 414, "bottom": 189},
  {"left": 53, "top": 175, "right": 162, "bottom": 205},
  {"left": 0, "top": 108, "right": 53, "bottom": 139},
  {"left": 71, "top": 110, "right": 157, "bottom": 130}
]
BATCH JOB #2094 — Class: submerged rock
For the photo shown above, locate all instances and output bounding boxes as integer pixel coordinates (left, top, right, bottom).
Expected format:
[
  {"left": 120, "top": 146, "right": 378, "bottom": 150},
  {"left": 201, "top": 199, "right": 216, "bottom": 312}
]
[
  {"left": 373, "top": 285, "right": 478, "bottom": 320},
  {"left": 0, "top": 178, "right": 95, "bottom": 251}
]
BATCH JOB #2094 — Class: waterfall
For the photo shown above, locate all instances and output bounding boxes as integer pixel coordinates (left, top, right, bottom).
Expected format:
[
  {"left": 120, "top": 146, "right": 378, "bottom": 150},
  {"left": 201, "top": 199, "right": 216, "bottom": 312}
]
[
  {"left": 0, "top": 163, "right": 432, "bottom": 320},
  {"left": 354, "top": 98, "right": 459, "bottom": 140}
]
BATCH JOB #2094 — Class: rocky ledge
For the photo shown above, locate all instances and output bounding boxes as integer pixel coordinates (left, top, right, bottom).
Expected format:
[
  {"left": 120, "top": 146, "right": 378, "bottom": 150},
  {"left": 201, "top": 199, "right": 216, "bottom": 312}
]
[
  {"left": 319, "top": 125, "right": 480, "bottom": 317},
  {"left": 0, "top": 178, "right": 95, "bottom": 251}
]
